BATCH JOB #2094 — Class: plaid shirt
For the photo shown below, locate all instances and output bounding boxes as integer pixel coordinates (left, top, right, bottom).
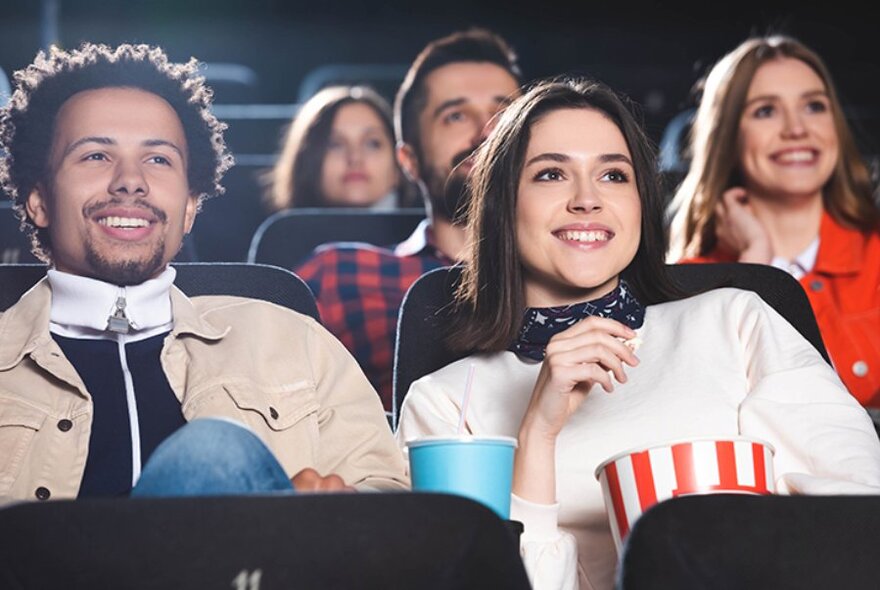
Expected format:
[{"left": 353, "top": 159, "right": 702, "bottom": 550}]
[{"left": 295, "top": 220, "right": 452, "bottom": 411}]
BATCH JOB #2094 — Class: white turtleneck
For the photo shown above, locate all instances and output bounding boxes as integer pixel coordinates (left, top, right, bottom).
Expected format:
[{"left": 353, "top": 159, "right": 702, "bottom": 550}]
[
  {"left": 47, "top": 266, "right": 176, "bottom": 342},
  {"left": 46, "top": 266, "right": 177, "bottom": 486}
]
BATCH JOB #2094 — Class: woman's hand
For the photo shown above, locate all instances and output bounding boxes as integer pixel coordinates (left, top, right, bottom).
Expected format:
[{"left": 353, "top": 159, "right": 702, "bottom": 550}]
[
  {"left": 521, "top": 316, "right": 640, "bottom": 441},
  {"left": 514, "top": 317, "right": 640, "bottom": 504},
  {"left": 715, "top": 187, "right": 773, "bottom": 264}
]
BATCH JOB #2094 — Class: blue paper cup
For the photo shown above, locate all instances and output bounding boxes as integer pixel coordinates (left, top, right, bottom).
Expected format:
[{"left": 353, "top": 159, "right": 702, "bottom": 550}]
[{"left": 407, "top": 435, "right": 517, "bottom": 519}]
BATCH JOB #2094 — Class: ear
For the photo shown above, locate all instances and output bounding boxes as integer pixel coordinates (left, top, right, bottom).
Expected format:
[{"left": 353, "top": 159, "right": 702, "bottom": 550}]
[
  {"left": 396, "top": 142, "right": 421, "bottom": 183},
  {"left": 26, "top": 185, "right": 51, "bottom": 229},
  {"left": 183, "top": 194, "right": 199, "bottom": 234}
]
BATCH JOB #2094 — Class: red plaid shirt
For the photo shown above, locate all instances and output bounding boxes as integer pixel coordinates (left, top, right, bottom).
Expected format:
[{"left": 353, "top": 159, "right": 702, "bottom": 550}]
[{"left": 295, "top": 220, "right": 451, "bottom": 410}]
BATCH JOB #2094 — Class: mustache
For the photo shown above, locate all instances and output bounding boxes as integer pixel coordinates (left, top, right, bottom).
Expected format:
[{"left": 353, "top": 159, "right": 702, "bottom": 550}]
[{"left": 83, "top": 198, "right": 168, "bottom": 223}]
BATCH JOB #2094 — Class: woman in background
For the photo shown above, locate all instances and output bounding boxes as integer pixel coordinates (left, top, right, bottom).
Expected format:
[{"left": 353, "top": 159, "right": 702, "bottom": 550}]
[
  {"left": 265, "top": 85, "right": 416, "bottom": 210},
  {"left": 396, "top": 78, "right": 880, "bottom": 590},
  {"left": 667, "top": 36, "right": 880, "bottom": 406}
]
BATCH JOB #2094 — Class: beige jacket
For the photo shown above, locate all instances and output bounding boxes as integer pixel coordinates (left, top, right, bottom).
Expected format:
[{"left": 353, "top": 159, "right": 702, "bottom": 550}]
[{"left": 0, "top": 279, "right": 408, "bottom": 504}]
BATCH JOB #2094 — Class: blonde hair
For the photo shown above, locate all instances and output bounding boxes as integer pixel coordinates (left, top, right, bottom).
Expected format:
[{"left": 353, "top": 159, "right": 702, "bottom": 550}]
[{"left": 667, "top": 35, "right": 878, "bottom": 260}]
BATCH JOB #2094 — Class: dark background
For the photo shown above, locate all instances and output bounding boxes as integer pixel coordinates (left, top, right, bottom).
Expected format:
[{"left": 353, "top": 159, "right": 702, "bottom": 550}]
[{"left": 1, "top": 0, "right": 876, "bottom": 261}]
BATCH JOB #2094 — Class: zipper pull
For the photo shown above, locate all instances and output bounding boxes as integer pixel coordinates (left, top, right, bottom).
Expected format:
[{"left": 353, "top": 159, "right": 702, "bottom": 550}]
[{"left": 107, "top": 295, "right": 131, "bottom": 334}]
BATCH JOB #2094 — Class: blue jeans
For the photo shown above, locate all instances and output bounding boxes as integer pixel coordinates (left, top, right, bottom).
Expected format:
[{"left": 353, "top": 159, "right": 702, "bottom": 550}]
[{"left": 131, "top": 418, "right": 294, "bottom": 497}]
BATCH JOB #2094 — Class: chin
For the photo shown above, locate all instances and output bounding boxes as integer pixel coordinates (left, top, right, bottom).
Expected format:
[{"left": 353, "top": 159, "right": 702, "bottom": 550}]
[{"left": 86, "top": 247, "right": 167, "bottom": 286}]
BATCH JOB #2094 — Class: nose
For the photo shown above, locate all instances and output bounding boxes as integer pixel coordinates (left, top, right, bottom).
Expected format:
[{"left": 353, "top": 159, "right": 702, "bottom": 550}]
[
  {"left": 109, "top": 160, "right": 148, "bottom": 197},
  {"left": 346, "top": 144, "right": 364, "bottom": 166},
  {"left": 567, "top": 178, "right": 603, "bottom": 214},
  {"left": 781, "top": 107, "right": 808, "bottom": 139}
]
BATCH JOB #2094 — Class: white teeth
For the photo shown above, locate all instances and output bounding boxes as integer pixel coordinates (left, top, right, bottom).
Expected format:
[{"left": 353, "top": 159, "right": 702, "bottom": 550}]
[
  {"left": 98, "top": 216, "right": 150, "bottom": 229},
  {"left": 557, "top": 230, "right": 610, "bottom": 243},
  {"left": 776, "top": 150, "right": 815, "bottom": 163}
]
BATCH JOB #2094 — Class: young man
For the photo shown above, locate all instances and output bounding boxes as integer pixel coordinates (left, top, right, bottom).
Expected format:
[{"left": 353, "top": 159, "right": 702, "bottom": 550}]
[
  {"left": 0, "top": 43, "right": 407, "bottom": 504},
  {"left": 296, "top": 29, "right": 523, "bottom": 411}
]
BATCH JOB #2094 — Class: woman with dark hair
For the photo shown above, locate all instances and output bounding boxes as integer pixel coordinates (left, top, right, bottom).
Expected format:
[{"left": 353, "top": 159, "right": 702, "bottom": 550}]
[
  {"left": 667, "top": 36, "right": 880, "bottom": 406},
  {"left": 396, "top": 78, "right": 880, "bottom": 589},
  {"left": 265, "top": 85, "right": 416, "bottom": 210}
]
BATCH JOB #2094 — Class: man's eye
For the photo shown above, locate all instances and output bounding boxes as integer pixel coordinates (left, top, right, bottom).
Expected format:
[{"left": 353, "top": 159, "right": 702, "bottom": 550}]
[
  {"left": 149, "top": 155, "right": 171, "bottom": 165},
  {"left": 83, "top": 153, "right": 107, "bottom": 162},
  {"left": 444, "top": 111, "right": 466, "bottom": 124}
]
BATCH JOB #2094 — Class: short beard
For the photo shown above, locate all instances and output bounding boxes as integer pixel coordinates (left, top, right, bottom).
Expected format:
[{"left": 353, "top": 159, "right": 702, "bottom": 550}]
[
  {"left": 84, "top": 239, "right": 168, "bottom": 286},
  {"left": 421, "top": 149, "right": 474, "bottom": 225}
]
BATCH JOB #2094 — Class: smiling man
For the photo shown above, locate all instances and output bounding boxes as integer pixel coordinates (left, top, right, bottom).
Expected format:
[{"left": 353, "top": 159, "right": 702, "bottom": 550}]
[
  {"left": 296, "top": 29, "right": 523, "bottom": 411},
  {"left": 0, "top": 44, "right": 407, "bottom": 503}
]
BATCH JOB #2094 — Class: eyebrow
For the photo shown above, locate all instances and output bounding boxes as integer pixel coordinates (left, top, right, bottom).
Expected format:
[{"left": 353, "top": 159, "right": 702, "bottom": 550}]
[
  {"left": 62, "top": 136, "right": 185, "bottom": 160},
  {"left": 431, "top": 95, "right": 515, "bottom": 119},
  {"left": 525, "top": 152, "right": 634, "bottom": 167},
  {"left": 744, "top": 89, "right": 829, "bottom": 108}
]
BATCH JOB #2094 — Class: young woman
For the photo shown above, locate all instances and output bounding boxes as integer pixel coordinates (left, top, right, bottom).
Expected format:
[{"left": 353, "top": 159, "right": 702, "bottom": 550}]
[
  {"left": 265, "top": 85, "right": 416, "bottom": 210},
  {"left": 396, "top": 78, "right": 880, "bottom": 590},
  {"left": 667, "top": 36, "right": 880, "bottom": 406}
]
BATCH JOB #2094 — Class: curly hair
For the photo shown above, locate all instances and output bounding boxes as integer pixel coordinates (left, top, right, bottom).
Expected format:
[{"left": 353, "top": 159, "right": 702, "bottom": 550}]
[{"left": 0, "top": 43, "right": 234, "bottom": 261}]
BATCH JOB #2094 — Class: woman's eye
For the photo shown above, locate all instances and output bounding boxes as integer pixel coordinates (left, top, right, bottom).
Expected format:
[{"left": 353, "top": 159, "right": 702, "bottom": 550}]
[
  {"left": 83, "top": 153, "right": 107, "bottom": 162},
  {"left": 365, "top": 137, "right": 385, "bottom": 151},
  {"left": 534, "top": 168, "right": 564, "bottom": 182},
  {"left": 601, "top": 169, "right": 630, "bottom": 183},
  {"left": 327, "top": 138, "right": 345, "bottom": 151},
  {"left": 806, "top": 100, "right": 828, "bottom": 114},
  {"left": 753, "top": 104, "right": 775, "bottom": 119}
]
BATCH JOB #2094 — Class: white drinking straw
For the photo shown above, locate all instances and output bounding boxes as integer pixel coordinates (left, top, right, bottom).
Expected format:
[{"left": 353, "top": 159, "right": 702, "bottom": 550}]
[{"left": 457, "top": 363, "right": 477, "bottom": 434}]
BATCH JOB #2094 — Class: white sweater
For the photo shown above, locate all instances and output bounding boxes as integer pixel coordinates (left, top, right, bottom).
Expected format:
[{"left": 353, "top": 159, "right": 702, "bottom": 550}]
[{"left": 396, "top": 288, "right": 880, "bottom": 590}]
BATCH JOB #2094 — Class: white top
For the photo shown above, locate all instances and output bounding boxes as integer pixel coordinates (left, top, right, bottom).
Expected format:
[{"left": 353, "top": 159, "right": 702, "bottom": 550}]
[
  {"left": 769, "top": 237, "right": 819, "bottom": 281},
  {"left": 396, "top": 288, "right": 880, "bottom": 590},
  {"left": 47, "top": 266, "right": 175, "bottom": 341}
]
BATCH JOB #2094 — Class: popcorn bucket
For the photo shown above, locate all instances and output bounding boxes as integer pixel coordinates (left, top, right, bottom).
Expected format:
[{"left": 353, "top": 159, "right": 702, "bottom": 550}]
[{"left": 594, "top": 436, "right": 775, "bottom": 551}]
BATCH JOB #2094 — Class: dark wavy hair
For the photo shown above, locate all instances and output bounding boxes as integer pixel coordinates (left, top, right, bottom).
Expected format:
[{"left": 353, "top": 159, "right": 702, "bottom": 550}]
[
  {"left": 448, "top": 77, "right": 685, "bottom": 353},
  {"left": 0, "top": 43, "right": 233, "bottom": 262},
  {"left": 394, "top": 27, "right": 521, "bottom": 155}
]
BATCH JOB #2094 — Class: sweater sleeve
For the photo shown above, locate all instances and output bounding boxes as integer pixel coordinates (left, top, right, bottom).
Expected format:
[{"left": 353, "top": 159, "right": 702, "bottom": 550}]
[
  {"left": 398, "top": 374, "right": 580, "bottom": 590},
  {"left": 511, "top": 494, "right": 579, "bottom": 590},
  {"left": 735, "top": 291, "right": 880, "bottom": 494}
]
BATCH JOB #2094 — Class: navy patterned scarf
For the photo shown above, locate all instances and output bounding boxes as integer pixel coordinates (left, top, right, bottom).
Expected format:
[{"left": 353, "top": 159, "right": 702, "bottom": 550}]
[{"left": 508, "top": 281, "right": 645, "bottom": 361}]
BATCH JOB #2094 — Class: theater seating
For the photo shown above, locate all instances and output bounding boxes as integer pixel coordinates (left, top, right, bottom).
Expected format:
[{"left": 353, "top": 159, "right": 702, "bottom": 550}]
[
  {"left": 0, "top": 492, "right": 531, "bottom": 589},
  {"left": 0, "top": 262, "right": 320, "bottom": 322},
  {"left": 393, "top": 263, "right": 831, "bottom": 427},
  {"left": 247, "top": 207, "right": 425, "bottom": 269},
  {"left": 619, "top": 494, "right": 880, "bottom": 589}
]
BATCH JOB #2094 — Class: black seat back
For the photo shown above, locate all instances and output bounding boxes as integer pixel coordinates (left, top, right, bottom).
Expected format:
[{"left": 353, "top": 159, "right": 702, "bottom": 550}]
[{"left": 248, "top": 207, "right": 425, "bottom": 268}]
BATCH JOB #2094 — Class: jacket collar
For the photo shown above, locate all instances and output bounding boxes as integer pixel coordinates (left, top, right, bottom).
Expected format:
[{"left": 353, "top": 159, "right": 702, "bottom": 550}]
[
  {"left": 0, "top": 276, "right": 228, "bottom": 371},
  {"left": 813, "top": 210, "right": 867, "bottom": 275}
]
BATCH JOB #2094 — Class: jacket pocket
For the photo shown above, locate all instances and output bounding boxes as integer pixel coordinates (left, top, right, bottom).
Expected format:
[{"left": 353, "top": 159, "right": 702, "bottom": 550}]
[
  {"left": 0, "top": 397, "right": 49, "bottom": 494},
  {"left": 223, "top": 380, "right": 320, "bottom": 432}
]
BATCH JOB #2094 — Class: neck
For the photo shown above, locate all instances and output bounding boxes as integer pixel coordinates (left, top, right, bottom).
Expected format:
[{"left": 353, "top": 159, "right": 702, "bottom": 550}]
[
  {"left": 430, "top": 215, "right": 468, "bottom": 262},
  {"left": 747, "top": 190, "right": 824, "bottom": 260}
]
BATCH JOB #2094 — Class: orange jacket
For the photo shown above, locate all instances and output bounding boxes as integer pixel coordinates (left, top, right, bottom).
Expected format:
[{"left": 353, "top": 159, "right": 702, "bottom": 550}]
[{"left": 681, "top": 211, "right": 880, "bottom": 407}]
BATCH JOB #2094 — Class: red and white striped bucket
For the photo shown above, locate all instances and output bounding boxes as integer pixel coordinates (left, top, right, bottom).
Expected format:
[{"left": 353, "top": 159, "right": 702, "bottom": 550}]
[{"left": 594, "top": 436, "right": 775, "bottom": 551}]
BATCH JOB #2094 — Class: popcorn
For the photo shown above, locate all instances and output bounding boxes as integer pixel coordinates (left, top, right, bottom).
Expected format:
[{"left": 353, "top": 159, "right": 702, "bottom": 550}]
[{"left": 622, "top": 336, "right": 643, "bottom": 352}]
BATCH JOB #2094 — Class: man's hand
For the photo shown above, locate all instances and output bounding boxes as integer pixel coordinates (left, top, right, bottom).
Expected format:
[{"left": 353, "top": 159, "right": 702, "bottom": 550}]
[{"left": 290, "top": 468, "right": 355, "bottom": 492}]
